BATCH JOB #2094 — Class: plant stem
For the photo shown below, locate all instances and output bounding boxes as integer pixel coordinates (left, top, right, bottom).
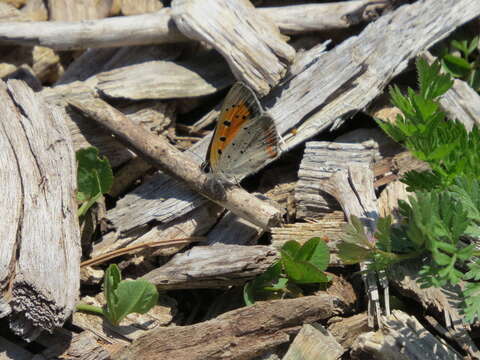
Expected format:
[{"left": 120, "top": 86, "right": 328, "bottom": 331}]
[{"left": 76, "top": 302, "right": 104, "bottom": 316}]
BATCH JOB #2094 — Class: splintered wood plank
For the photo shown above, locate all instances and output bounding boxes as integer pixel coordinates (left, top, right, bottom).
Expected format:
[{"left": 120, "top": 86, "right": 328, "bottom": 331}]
[
  {"left": 20, "top": 0, "right": 48, "bottom": 21},
  {"left": 142, "top": 244, "right": 279, "bottom": 289},
  {"left": 48, "top": 0, "right": 112, "bottom": 20},
  {"left": 96, "top": 50, "right": 234, "bottom": 100},
  {"left": 113, "top": 295, "right": 349, "bottom": 360},
  {"left": 282, "top": 323, "right": 344, "bottom": 360},
  {"left": 104, "top": 0, "right": 480, "bottom": 240},
  {"left": 171, "top": 0, "right": 295, "bottom": 95},
  {"left": 351, "top": 310, "right": 462, "bottom": 359},
  {"left": 0, "top": 80, "right": 80, "bottom": 341}
]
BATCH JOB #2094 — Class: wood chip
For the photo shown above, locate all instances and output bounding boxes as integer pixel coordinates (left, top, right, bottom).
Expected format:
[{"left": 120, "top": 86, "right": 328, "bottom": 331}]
[{"left": 172, "top": 0, "right": 295, "bottom": 94}]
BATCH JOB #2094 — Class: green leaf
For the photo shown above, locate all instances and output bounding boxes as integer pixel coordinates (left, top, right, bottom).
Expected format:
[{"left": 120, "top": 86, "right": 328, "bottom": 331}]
[
  {"left": 282, "top": 241, "right": 301, "bottom": 258},
  {"left": 103, "top": 264, "right": 121, "bottom": 325},
  {"left": 110, "top": 280, "right": 159, "bottom": 325},
  {"left": 102, "top": 264, "right": 158, "bottom": 326},
  {"left": 76, "top": 147, "right": 113, "bottom": 202},
  {"left": 337, "top": 242, "right": 371, "bottom": 264},
  {"left": 295, "top": 237, "right": 319, "bottom": 262},
  {"left": 442, "top": 54, "right": 472, "bottom": 78},
  {"left": 281, "top": 250, "right": 329, "bottom": 284},
  {"left": 306, "top": 238, "right": 330, "bottom": 271}
]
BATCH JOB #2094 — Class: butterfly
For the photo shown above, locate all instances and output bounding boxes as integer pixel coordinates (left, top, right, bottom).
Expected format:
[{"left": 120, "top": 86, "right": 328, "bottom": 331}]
[{"left": 202, "top": 82, "right": 279, "bottom": 183}]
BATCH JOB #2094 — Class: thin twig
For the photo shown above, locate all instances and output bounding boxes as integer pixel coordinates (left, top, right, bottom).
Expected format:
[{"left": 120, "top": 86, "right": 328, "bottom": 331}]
[{"left": 81, "top": 237, "right": 205, "bottom": 267}]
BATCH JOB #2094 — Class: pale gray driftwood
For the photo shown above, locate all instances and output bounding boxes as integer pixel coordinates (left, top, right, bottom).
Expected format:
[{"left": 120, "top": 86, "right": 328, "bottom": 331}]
[
  {"left": 69, "top": 97, "right": 283, "bottom": 230},
  {"left": 327, "top": 313, "right": 369, "bottom": 349},
  {"left": 282, "top": 323, "right": 345, "bottom": 360},
  {"left": 259, "top": 1, "right": 389, "bottom": 35},
  {"left": 206, "top": 210, "right": 264, "bottom": 246},
  {"left": 91, "top": 201, "right": 222, "bottom": 258},
  {"left": 172, "top": 0, "right": 295, "bottom": 95},
  {"left": 378, "top": 180, "right": 409, "bottom": 218},
  {"left": 0, "top": 9, "right": 188, "bottom": 50},
  {"left": 0, "top": 80, "right": 80, "bottom": 340},
  {"left": 351, "top": 310, "right": 462, "bottom": 360},
  {"left": 56, "top": 44, "right": 182, "bottom": 85},
  {"left": 114, "top": 294, "right": 349, "bottom": 360},
  {"left": 121, "top": 0, "right": 163, "bottom": 15},
  {"left": 142, "top": 244, "right": 279, "bottom": 289},
  {"left": 296, "top": 141, "right": 385, "bottom": 329},
  {"left": 96, "top": 50, "right": 234, "bottom": 100},
  {"left": 48, "top": 0, "right": 112, "bottom": 21},
  {"left": 106, "top": 0, "right": 480, "bottom": 241},
  {"left": 0, "top": 2, "right": 26, "bottom": 21}
]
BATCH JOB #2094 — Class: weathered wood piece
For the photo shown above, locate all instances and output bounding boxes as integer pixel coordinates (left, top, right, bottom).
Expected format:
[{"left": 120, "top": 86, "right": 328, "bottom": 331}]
[
  {"left": 143, "top": 244, "right": 279, "bottom": 289},
  {"left": 206, "top": 210, "right": 264, "bottom": 246},
  {"left": 172, "top": 0, "right": 295, "bottom": 95},
  {"left": 121, "top": 0, "right": 163, "bottom": 15},
  {"left": 92, "top": 202, "right": 222, "bottom": 259},
  {"left": 48, "top": 0, "right": 112, "bottom": 21},
  {"left": 328, "top": 313, "right": 369, "bottom": 349},
  {"left": 0, "top": 9, "right": 189, "bottom": 50},
  {"left": 20, "top": 0, "right": 48, "bottom": 21},
  {"left": 296, "top": 141, "right": 385, "bottom": 328},
  {"left": 259, "top": 1, "right": 388, "bottom": 34},
  {"left": 114, "top": 294, "right": 349, "bottom": 360},
  {"left": 0, "top": 80, "right": 80, "bottom": 340},
  {"left": 96, "top": 50, "right": 234, "bottom": 100},
  {"left": 282, "top": 323, "right": 345, "bottom": 360},
  {"left": 69, "top": 97, "right": 283, "bottom": 230},
  {"left": 39, "top": 330, "right": 110, "bottom": 360},
  {"left": 106, "top": 0, "right": 480, "bottom": 240},
  {"left": 351, "top": 310, "right": 463, "bottom": 359},
  {"left": 389, "top": 259, "right": 465, "bottom": 331}
]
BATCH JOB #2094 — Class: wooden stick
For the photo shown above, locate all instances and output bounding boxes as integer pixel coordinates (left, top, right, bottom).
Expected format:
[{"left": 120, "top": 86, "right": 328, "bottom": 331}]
[
  {"left": 0, "top": 2, "right": 387, "bottom": 51},
  {"left": 68, "top": 96, "right": 283, "bottom": 230},
  {"left": 0, "top": 9, "right": 189, "bottom": 50}
]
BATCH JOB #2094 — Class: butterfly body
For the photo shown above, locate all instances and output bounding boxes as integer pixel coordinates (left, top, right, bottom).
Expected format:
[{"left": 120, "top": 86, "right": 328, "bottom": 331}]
[{"left": 203, "top": 83, "right": 279, "bottom": 183}]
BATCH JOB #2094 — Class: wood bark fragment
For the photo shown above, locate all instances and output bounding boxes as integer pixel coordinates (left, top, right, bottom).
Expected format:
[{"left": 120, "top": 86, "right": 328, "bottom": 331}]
[
  {"left": 351, "top": 310, "right": 463, "bottom": 360},
  {"left": 282, "top": 323, "right": 345, "bottom": 360},
  {"left": 172, "top": 0, "right": 295, "bottom": 95},
  {"left": 68, "top": 96, "right": 283, "bottom": 230},
  {"left": 110, "top": 0, "right": 480, "bottom": 240},
  {"left": 327, "top": 313, "right": 369, "bottom": 349},
  {"left": 113, "top": 294, "right": 350, "bottom": 360},
  {"left": 142, "top": 244, "right": 279, "bottom": 289},
  {"left": 0, "top": 80, "right": 80, "bottom": 340},
  {"left": 20, "top": 0, "right": 48, "bottom": 21},
  {"left": 48, "top": 0, "right": 113, "bottom": 21}
]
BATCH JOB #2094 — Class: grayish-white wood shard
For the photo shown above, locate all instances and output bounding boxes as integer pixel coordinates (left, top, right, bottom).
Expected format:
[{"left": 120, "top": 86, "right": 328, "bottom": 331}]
[
  {"left": 172, "top": 0, "right": 295, "bottom": 95},
  {"left": 0, "top": 80, "right": 80, "bottom": 341},
  {"left": 106, "top": 0, "right": 480, "bottom": 243}
]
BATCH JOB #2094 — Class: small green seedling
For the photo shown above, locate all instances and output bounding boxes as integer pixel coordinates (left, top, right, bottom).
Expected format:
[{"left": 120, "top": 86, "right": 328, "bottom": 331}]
[
  {"left": 244, "top": 237, "right": 330, "bottom": 305},
  {"left": 76, "top": 147, "right": 113, "bottom": 217},
  {"left": 77, "top": 264, "right": 159, "bottom": 326}
]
